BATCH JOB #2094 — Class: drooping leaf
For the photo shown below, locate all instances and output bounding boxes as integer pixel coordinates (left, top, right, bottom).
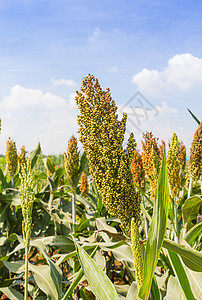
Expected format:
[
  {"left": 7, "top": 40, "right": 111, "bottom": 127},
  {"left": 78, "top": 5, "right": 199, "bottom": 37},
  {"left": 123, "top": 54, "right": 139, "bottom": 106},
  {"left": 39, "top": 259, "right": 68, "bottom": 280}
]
[
  {"left": 29, "top": 264, "right": 61, "bottom": 299},
  {"left": 184, "top": 222, "right": 202, "bottom": 247},
  {"left": 163, "top": 238, "right": 202, "bottom": 272},
  {"left": 139, "top": 154, "right": 169, "bottom": 299},
  {"left": 182, "top": 196, "right": 202, "bottom": 230},
  {"left": 75, "top": 242, "right": 118, "bottom": 300},
  {"left": 29, "top": 142, "right": 41, "bottom": 169}
]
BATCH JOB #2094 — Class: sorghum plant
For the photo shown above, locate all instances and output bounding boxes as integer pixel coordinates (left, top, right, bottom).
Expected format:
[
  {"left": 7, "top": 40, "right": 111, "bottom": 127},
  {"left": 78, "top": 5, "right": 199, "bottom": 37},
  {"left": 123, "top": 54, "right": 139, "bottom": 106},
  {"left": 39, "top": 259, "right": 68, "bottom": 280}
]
[
  {"left": 131, "top": 149, "right": 145, "bottom": 191},
  {"left": 142, "top": 132, "right": 160, "bottom": 200},
  {"left": 64, "top": 135, "right": 79, "bottom": 186},
  {"left": 179, "top": 141, "right": 186, "bottom": 174},
  {"left": 18, "top": 145, "right": 28, "bottom": 170},
  {"left": 64, "top": 135, "right": 80, "bottom": 225},
  {"left": 76, "top": 74, "right": 143, "bottom": 290},
  {"left": 188, "top": 122, "right": 202, "bottom": 181},
  {"left": 19, "top": 160, "right": 35, "bottom": 300},
  {"left": 167, "top": 133, "right": 181, "bottom": 201},
  {"left": 6, "top": 137, "right": 18, "bottom": 179},
  {"left": 159, "top": 139, "right": 166, "bottom": 160},
  {"left": 167, "top": 133, "right": 181, "bottom": 241},
  {"left": 79, "top": 172, "right": 88, "bottom": 196}
]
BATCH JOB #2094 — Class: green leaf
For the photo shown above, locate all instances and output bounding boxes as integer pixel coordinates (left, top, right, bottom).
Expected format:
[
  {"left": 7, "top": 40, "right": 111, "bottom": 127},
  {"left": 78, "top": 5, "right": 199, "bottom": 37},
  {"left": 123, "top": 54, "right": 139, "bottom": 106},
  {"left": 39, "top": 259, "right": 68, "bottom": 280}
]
[
  {"left": 75, "top": 242, "right": 118, "bottom": 300},
  {"left": 151, "top": 276, "right": 160, "bottom": 300},
  {"left": 184, "top": 222, "right": 202, "bottom": 247},
  {"left": 29, "top": 142, "right": 41, "bottom": 169},
  {"left": 164, "top": 275, "right": 184, "bottom": 300},
  {"left": 0, "top": 193, "right": 20, "bottom": 206},
  {"left": 3, "top": 261, "right": 24, "bottom": 274},
  {"left": 44, "top": 157, "right": 56, "bottom": 174},
  {"left": 184, "top": 267, "right": 202, "bottom": 299},
  {"left": 163, "top": 238, "right": 202, "bottom": 272},
  {"left": 139, "top": 154, "right": 169, "bottom": 299},
  {"left": 167, "top": 250, "right": 195, "bottom": 300},
  {"left": 187, "top": 108, "right": 200, "bottom": 124},
  {"left": 31, "top": 235, "right": 75, "bottom": 252},
  {"left": 126, "top": 282, "right": 138, "bottom": 300},
  {"left": 0, "top": 286, "right": 23, "bottom": 300},
  {"left": 182, "top": 196, "right": 202, "bottom": 230},
  {"left": 29, "top": 264, "right": 61, "bottom": 300},
  {"left": 62, "top": 246, "right": 98, "bottom": 300}
]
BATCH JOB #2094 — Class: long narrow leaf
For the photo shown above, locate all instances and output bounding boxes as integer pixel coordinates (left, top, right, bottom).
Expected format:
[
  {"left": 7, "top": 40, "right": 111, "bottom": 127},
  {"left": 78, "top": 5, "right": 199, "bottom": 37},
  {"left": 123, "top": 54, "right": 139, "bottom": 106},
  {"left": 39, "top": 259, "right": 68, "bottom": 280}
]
[
  {"left": 139, "top": 154, "right": 169, "bottom": 299},
  {"left": 0, "top": 287, "right": 23, "bottom": 300},
  {"left": 62, "top": 246, "right": 98, "bottom": 300},
  {"left": 29, "top": 142, "right": 41, "bottom": 169},
  {"left": 167, "top": 250, "right": 195, "bottom": 300},
  {"left": 75, "top": 242, "right": 118, "bottom": 300},
  {"left": 187, "top": 108, "right": 200, "bottom": 124}
]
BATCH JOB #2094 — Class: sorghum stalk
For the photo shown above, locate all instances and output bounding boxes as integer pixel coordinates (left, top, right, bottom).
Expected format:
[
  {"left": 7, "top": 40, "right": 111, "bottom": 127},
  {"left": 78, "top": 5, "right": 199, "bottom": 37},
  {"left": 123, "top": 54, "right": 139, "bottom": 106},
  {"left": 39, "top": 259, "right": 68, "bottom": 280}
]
[
  {"left": 76, "top": 74, "right": 143, "bottom": 290},
  {"left": 131, "top": 218, "right": 143, "bottom": 290},
  {"left": 159, "top": 139, "right": 166, "bottom": 160},
  {"left": 19, "top": 160, "right": 35, "bottom": 300},
  {"left": 188, "top": 122, "right": 202, "bottom": 195},
  {"left": 131, "top": 150, "right": 148, "bottom": 237},
  {"left": 6, "top": 137, "right": 18, "bottom": 183},
  {"left": 6, "top": 137, "right": 18, "bottom": 219},
  {"left": 80, "top": 172, "right": 88, "bottom": 196},
  {"left": 167, "top": 133, "right": 181, "bottom": 241},
  {"left": 131, "top": 149, "right": 145, "bottom": 191},
  {"left": 18, "top": 145, "right": 27, "bottom": 171},
  {"left": 142, "top": 132, "right": 160, "bottom": 201},
  {"left": 64, "top": 135, "right": 80, "bottom": 226}
]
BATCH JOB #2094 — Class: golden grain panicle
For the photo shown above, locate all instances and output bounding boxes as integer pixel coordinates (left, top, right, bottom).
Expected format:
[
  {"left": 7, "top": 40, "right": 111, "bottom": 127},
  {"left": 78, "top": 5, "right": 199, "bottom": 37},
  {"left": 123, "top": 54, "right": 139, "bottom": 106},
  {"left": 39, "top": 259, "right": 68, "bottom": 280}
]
[
  {"left": 167, "top": 132, "right": 181, "bottom": 200},
  {"left": 6, "top": 137, "right": 18, "bottom": 177},
  {"left": 76, "top": 74, "right": 141, "bottom": 233},
  {"left": 64, "top": 135, "right": 79, "bottom": 184},
  {"left": 188, "top": 122, "right": 202, "bottom": 180},
  {"left": 19, "top": 160, "right": 35, "bottom": 247}
]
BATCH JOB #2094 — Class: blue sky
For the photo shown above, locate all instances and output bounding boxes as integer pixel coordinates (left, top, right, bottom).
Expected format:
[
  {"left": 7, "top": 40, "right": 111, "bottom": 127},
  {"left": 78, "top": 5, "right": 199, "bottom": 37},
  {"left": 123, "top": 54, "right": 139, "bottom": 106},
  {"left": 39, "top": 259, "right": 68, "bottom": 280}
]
[{"left": 0, "top": 0, "right": 201, "bottom": 154}]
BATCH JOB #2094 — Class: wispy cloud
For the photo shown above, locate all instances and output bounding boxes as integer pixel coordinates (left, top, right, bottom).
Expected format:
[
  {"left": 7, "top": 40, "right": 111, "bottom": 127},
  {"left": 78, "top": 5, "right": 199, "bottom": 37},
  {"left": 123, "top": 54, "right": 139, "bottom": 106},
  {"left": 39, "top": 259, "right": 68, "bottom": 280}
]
[
  {"left": 51, "top": 78, "right": 78, "bottom": 87},
  {"left": 108, "top": 66, "right": 118, "bottom": 73},
  {"left": 88, "top": 27, "right": 102, "bottom": 41}
]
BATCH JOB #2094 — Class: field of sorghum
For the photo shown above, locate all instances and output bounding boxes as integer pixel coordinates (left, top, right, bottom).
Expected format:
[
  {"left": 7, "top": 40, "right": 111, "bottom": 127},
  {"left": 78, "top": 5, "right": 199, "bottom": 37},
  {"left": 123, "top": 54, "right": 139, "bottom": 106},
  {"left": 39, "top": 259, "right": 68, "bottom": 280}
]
[{"left": 0, "top": 75, "right": 201, "bottom": 300}]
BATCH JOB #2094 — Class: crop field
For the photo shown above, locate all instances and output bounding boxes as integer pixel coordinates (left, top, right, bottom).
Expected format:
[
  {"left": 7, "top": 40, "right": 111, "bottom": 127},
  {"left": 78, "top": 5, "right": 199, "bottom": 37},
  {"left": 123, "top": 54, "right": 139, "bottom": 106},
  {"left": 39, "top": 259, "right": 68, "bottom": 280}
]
[{"left": 0, "top": 75, "right": 201, "bottom": 300}]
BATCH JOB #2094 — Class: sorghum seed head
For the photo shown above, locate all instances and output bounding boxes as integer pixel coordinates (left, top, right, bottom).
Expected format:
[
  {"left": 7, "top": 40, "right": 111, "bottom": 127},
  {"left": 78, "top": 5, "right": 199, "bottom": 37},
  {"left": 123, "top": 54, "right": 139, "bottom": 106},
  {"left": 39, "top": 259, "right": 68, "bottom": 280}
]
[{"left": 6, "top": 137, "right": 18, "bottom": 177}]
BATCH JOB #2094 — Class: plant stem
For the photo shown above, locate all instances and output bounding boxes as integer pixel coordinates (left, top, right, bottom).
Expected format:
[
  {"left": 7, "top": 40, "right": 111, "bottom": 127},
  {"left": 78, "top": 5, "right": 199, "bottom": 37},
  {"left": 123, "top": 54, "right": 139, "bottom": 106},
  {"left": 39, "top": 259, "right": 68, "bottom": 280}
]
[
  {"left": 188, "top": 177, "right": 192, "bottom": 198},
  {"left": 24, "top": 243, "right": 29, "bottom": 300},
  {"left": 11, "top": 176, "right": 16, "bottom": 220},
  {"left": 72, "top": 193, "right": 76, "bottom": 231},
  {"left": 174, "top": 200, "right": 179, "bottom": 243},
  {"left": 143, "top": 196, "right": 148, "bottom": 238},
  {"left": 131, "top": 218, "right": 143, "bottom": 292}
]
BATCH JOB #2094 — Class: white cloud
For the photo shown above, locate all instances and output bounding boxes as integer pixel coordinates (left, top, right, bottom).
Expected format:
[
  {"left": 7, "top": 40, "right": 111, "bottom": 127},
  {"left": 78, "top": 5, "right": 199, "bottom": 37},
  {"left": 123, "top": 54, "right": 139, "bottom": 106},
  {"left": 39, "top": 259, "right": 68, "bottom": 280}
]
[
  {"left": 0, "top": 85, "right": 78, "bottom": 154},
  {"left": 1, "top": 85, "right": 67, "bottom": 110},
  {"left": 132, "top": 53, "right": 202, "bottom": 97},
  {"left": 51, "top": 78, "right": 78, "bottom": 87}
]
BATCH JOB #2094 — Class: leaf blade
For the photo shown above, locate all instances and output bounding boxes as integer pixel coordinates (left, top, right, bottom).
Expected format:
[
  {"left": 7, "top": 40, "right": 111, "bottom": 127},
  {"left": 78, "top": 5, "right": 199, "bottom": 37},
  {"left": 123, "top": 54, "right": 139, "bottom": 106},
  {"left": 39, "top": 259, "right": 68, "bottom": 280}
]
[{"left": 139, "top": 154, "right": 169, "bottom": 299}]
